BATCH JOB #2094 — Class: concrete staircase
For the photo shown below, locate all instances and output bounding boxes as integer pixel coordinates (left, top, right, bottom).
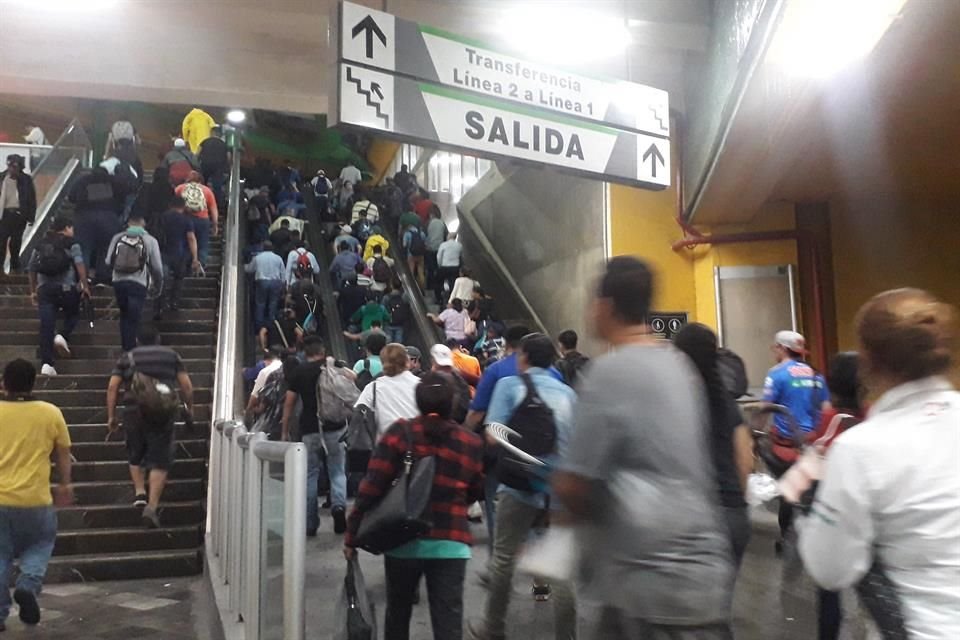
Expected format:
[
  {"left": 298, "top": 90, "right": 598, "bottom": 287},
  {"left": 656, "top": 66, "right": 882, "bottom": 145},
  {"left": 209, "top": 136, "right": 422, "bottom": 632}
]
[{"left": 0, "top": 237, "right": 221, "bottom": 583}]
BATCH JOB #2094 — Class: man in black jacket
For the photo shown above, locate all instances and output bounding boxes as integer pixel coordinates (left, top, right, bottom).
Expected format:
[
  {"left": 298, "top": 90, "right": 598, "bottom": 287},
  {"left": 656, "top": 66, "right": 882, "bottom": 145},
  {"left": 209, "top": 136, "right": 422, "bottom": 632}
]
[
  {"left": 0, "top": 154, "right": 37, "bottom": 272},
  {"left": 68, "top": 167, "right": 126, "bottom": 286},
  {"left": 556, "top": 329, "right": 590, "bottom": 389}
]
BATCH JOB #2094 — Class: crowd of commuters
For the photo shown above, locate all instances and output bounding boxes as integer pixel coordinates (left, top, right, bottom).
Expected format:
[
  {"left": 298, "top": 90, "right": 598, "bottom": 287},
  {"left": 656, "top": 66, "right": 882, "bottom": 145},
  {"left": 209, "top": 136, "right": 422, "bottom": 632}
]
[{"left": 3, "top": 134, "right": 957, "bottom": 640}]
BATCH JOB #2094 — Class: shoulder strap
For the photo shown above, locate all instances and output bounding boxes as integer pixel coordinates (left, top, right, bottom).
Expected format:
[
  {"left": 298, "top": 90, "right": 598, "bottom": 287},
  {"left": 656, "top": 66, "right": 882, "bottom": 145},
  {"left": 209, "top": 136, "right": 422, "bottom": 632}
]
[
  {"left": 274, "top": 320, "right": 290, "bottom": 349},
  {"left": 815, "top": 413, "right": 854, "bottom": 447},
  {"left": 372, "top": 380, "right": 377, "bottom": 409},
  {"left": 520, "top": 373, "right": 540, "bottom": 402}
]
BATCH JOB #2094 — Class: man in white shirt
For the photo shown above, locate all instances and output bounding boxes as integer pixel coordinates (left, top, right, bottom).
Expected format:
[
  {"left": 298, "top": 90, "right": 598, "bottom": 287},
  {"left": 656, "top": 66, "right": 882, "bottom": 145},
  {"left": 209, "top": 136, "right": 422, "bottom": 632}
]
[
  {"left": 436, "top": 234, "right": 463, "bottom": 303},
  {"left": 339, "top": 163, "right": 362, "bottom": 187},
  {"left": 351, "top": 189, "right": 379, "bottom": 224},
  {"left": 246, "top": 347, "right": 283, "bottom": 415},
  {"left": 23, "top": 126, "right": 46, "bottom": 145},
  {"left": 354, "top": 343, "right": 420, "bottom": 438}
]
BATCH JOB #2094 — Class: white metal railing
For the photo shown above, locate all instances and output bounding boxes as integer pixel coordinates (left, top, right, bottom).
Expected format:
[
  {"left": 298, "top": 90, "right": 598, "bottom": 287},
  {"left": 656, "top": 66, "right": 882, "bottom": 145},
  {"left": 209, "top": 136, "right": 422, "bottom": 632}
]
[{"left": 205, "top": 132, "right": 307, "bottom": 640}]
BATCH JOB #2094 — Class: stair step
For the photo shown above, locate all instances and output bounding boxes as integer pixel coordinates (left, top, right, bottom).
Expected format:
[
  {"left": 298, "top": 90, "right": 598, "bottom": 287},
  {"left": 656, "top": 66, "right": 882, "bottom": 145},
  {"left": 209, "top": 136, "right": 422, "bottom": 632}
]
[
  {"left": 36, "top": 389, "right": 212, "bottom": 407},
  {"left": 72, "top": 478, "right": 204, "bottom": 504},
  {"left": 58, "top": 500, "right": 205, "bottom": 530},
  {"left": 0, "top": 307, "right": 216, "bottom": 322},
  {"left": 54, "top": 358, "right": 215, "bottom": 374},
  {"left": 0, "top": 279, "right": 221, "bottom": 293},
  {"left": 46, "top": 549, "right": 202, "bottom": 583},
  {"left": 28, "top": 344, "right": 215, "bottom": 361},
  {"left": 58, "top": 458, "right": 207, "bottom": 483},
  {"left": 0, "top": 295, "right": 219, "bottom": 309},
  {"left": 69, "top": 422, "right": 207, "bottom": 442},
  {"left": 70, "top": 439, "right": 208, "bottom": 461},
  {"left": 53, "top": 525, "right": 201, "bottom": 556},
  {"left": 60, "top": 404, "right": 211, "bottom": 427},
  {"left": 33, "top": 372, "right": 214, "bottom": 390},
  {"left": 0, "top": 319, "right": 216, "bottom": 333},
  {"left": 0, "top": 332, "right": 216, "bottom": 347}
]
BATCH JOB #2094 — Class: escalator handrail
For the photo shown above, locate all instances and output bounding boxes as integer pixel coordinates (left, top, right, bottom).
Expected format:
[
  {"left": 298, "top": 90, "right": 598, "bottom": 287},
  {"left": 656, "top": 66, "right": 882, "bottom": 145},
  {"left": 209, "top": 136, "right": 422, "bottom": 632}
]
[
  {"left": 377, "top": 223, "right": 445, "bottom": 363},
  {"left": 211, "top": 137, "right": 247, "bottom": 424}
]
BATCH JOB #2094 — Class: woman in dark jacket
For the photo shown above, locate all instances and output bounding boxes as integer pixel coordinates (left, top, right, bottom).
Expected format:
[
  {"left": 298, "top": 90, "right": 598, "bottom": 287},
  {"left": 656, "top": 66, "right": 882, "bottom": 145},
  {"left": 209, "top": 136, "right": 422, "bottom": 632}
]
[
  {"left": 344, "top": 371, "right": 484, "bottom": 640},
  {"left": 674, "top": 323, "right": 755, "bottom": 568}
]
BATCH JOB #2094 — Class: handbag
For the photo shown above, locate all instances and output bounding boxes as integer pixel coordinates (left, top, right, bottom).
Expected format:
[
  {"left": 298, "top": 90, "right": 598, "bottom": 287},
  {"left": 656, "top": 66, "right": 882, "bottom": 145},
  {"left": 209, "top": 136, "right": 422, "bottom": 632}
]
[
  {"left": 354, "top": 420, "right": 435, "bottom": 554},
  {"left": 333, "top": 557, "right": 376, "bottom": 640},
  {"left": 342, "top": 382, "right": 378, "bottom": 473}
]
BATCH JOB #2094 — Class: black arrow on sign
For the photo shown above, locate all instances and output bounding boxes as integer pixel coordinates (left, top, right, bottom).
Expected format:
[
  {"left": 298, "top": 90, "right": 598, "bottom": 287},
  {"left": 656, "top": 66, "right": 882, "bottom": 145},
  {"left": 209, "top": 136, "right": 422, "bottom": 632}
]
[
  {"left": 371, "top": 82, "right": 384, "bottom": 100},
  {"left": 642, "top": 142, "right": 665, "bottom": 179},
  {"left": 352, "top": 15, "right": 387, "bottom": 59}
]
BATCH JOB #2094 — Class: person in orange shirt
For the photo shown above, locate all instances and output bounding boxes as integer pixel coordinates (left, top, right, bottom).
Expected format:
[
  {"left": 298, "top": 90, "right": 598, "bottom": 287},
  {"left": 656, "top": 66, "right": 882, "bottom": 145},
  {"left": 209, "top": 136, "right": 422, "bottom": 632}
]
[
  {"left": 447, "top": 338, "right": 481, "bottom": 390},
  {"left": 411, "top": 189, "right": 434, "bottom": 227},
  {"left": 174, "top": 172, "right": 218, "bottom": 266}
]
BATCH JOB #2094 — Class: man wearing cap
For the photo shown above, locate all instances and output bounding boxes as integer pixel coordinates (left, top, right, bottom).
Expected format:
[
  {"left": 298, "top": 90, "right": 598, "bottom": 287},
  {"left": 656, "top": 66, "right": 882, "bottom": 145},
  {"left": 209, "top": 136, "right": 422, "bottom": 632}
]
[
  {"left": 162, "top": 138, "right": 199, "bottom": 187},
  {"left": 405, "top": 346, "right": 424, "bottom": 377},
  {"left": 310, "top": 169, "right": 332, "bottom": 218},
  {"left": 764, "top": 330, "right": 830, "bottom": 551},
  {"left": 430, "top": 344, "right": 472, "bottom": 424},
  {"left": 0, "top": 154, "right": 37, "bottom": 272},
  {"left": 333, "top": 224, "right": 360, "bottom": 255}
]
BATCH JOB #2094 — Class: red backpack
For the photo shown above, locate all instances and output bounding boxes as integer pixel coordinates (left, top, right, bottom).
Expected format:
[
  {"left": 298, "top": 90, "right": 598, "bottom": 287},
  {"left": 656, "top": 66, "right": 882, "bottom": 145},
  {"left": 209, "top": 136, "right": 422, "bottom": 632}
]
[{"left": 295, "top": 249, "right": 313, "bottom": 278}]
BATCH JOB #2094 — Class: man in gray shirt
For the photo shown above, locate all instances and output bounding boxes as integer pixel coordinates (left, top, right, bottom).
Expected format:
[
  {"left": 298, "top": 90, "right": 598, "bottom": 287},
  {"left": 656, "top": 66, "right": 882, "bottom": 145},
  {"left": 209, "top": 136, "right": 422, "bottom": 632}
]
[
  {"left": 553, "top": 257, "right": 734, "bottom": 640},
  {"left": 106, "top": 213, "right": 164, "bottom": 352}
]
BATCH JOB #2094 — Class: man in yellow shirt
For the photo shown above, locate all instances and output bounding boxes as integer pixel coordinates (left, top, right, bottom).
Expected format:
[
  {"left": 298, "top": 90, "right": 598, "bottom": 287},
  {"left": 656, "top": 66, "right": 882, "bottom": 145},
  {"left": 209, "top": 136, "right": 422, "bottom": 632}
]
[{"left": 0, "top": 359, "right": 73, "bottom": 631}]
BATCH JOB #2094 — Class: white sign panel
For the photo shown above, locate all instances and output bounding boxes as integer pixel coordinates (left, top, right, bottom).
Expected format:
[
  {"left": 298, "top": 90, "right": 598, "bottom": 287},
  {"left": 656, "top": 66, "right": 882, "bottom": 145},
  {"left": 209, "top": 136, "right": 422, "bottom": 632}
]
[
  {"left": 339, "top": 64, "right": 395, "bottom": 132},
  {"left": 341, "top": 2, "right": 395, "bottom": 72},
  {"left": 337, "top": 1, "right": 669, "bottom": 138}
]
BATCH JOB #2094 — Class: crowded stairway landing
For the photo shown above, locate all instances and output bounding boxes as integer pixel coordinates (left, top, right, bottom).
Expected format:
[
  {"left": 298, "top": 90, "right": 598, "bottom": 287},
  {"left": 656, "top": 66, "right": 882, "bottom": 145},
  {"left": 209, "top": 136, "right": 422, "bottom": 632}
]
[{"left": 0, "top": 242, "right": 221, "bottom": 581}]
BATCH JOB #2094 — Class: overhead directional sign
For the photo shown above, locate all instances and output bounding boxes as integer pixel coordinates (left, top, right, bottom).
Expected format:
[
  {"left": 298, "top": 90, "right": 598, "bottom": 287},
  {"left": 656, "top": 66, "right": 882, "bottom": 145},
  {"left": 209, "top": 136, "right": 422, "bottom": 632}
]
[
  {"left": 339, "top": 1, "right": 669, "bottom": 138},
  {"left": 332, "top": 1, "right": 671, "bottom": 190},
  {"left": 334, "top": 63, "right": 670, "bottom": 189}
]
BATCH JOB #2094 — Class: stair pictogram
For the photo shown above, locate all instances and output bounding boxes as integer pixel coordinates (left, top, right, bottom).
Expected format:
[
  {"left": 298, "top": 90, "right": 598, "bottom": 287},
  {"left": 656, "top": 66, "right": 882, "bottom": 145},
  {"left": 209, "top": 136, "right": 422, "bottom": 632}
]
[{"left": 346, "top": 66, "right": 390, "bottom": 128}]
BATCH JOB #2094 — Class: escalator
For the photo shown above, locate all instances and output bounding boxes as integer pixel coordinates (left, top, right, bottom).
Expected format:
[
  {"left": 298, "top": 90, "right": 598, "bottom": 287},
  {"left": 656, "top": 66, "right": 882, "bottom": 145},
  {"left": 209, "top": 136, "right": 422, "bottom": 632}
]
[
  {"left": 374, "top": 222, "right": 444, "bottom": 366},
  {"left": 299, "top": 189, "right": 349, "bottom": 363}
]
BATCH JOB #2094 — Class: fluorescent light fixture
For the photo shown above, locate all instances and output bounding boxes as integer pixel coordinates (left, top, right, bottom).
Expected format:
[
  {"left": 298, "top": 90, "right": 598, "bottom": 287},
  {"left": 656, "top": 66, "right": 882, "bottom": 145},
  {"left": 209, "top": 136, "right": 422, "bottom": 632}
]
[
  {"left": 3, "top": 0, "right": 120, "bottom": 9},
  {"left": 447, "top": 218, "right": 461, "bottom": 234},
  {"left": 769, "top": 0, "right": 906, "bottom": 78},
  {"left": 226, "top": 110, "right": 247, "bottom": 125},
  {"left": 499, "top": 7, "right": 631, "bottom": 65}
]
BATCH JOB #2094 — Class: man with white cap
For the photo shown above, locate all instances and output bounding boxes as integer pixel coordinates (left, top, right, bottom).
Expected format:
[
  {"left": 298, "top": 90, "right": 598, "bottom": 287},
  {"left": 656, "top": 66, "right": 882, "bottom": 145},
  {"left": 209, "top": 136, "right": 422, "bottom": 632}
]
[
  {"left": 764, "top": 329, "right": 830, "bottom": 552},
  {"left": 161, "top": 138, "right": 199, "bottom": 186},
  {"left": 430, "top": 344, "right": 471, "bottom": 424},
  {"left": 332, "top": 224, "right": 360, "bottom": 255}
]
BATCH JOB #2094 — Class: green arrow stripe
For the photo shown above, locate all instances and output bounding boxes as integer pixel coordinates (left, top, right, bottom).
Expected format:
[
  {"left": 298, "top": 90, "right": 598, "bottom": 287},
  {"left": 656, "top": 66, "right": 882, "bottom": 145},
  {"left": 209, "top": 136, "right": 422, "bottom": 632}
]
[{"left": 418, "top": 82, "right": 616, "bottom": 134}]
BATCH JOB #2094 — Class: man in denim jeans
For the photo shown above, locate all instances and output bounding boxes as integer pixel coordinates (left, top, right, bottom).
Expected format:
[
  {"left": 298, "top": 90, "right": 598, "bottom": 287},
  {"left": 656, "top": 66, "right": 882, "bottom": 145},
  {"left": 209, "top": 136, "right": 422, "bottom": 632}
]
[
  {"left": 0, "top": 359, "right": 74, "bottom": 631},
  {"left": 106, "top": 214, "right": 164, "bottom": 352},
  {"left": 245, "top": 241, "right": 286, "bottom": 339},
  {"left": 281, "top": 337, "right": 355, "bottom": 536}
]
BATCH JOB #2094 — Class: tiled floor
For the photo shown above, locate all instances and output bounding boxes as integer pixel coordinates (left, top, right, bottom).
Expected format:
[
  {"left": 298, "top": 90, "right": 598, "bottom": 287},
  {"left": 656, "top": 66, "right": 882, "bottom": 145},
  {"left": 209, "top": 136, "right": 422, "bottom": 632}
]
[
  {"left": 1, "top": 578, "right": 222, "bottom": 639},
  {"left": 5, "top": 506, "right": 878, "bottom": 639}
]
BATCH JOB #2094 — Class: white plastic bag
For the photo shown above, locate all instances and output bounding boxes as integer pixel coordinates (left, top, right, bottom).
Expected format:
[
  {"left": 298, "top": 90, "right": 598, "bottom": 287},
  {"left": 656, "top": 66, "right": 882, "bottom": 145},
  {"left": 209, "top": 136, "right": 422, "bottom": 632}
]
[
  {"left": 517, "top": 525, "right": 578, "bottom": 583},
  {"left": 746, "top": 472, "right": 780, "bottom": 506}
]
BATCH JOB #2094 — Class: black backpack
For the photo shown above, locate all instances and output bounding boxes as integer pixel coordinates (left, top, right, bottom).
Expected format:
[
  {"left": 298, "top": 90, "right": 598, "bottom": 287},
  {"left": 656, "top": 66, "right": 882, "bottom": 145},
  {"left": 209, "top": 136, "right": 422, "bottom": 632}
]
[
  {"left": 371, "top": 257, "right": 391, "bottom": 284},
  {"left": 35, "top": 236, "right": 73, "bottom": 277},
  {"left": 717, "top": 348, "right": 749, "bottom": 398},
  {"left": 557, "top": 352, "right": 590, "bottom": 388},
  {"left": 450, "top": 371, "right": 471, "bottom": 424},
  {"left": 496, "top": 374, "right": 557, "bottom": 492},
  {"left": 355, "top": 359, "right": 378, "bottom": 391},
  {"left": 407, "top": 229, "right": 426, "bottom": 256},
  {"left": 384, "top": 294, "right": 410, "bottom": 326}
]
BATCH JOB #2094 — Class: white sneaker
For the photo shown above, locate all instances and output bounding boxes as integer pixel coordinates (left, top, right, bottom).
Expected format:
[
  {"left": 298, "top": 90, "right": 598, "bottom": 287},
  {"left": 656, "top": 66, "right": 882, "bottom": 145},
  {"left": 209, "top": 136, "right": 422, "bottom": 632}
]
[
  {"left": 40, "top": 364, "right": 58, "bottom": 376},
  {"left": 54, "top": 334, "right": 71, "bottom": 357}
]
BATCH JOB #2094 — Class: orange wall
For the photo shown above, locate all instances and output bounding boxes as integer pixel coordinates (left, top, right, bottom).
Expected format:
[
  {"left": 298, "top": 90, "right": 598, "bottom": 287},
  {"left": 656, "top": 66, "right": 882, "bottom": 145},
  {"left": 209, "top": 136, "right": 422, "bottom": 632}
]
[
  {"left": 609, "top": 178, "right": 798, "bottom": 333},
  {"left": 830, "top": 194, "right": 960, "bottom": 350}
]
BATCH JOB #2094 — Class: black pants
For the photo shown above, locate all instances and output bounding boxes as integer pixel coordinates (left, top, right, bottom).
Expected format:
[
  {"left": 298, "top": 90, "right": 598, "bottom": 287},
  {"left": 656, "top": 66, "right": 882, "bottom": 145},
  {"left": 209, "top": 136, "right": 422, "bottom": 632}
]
[
  {"left": 722, "top": 505, "right": 751, "bottom": 568},
  {"left": 384, "top": 556, "right": 466, "bottom": 640},
  {"left": 155, "top": 253, "right": 190, "bottom": 312},
  {"left": 0, "top": 209, "right": 28, "bottom": 271},
  {"left": 818, "top": 589, "right": 842, "bottom": 640}
]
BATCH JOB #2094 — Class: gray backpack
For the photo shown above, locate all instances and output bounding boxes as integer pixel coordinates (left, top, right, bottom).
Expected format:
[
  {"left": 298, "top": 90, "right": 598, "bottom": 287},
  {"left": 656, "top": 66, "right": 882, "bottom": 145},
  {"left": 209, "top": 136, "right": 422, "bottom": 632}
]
[{"left": 113, "top": 234, "right": 146, "bottom": 274}]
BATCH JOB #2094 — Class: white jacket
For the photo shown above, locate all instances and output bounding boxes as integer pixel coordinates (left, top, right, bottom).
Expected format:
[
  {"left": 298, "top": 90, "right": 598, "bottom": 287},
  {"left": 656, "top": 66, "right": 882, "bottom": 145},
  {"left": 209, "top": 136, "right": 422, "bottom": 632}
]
[{"left": 799, "top": 377, "right": 960, "bottom": 639}]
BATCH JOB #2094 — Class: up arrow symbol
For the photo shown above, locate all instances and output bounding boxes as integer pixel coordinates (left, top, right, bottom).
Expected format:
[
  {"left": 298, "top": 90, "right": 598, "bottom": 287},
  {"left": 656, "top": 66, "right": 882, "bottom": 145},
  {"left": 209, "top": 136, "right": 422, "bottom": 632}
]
[
  {"left": 352, "top": 15, "right": 387, "bottom": 59},
  {"left": 642, "top": 143, "right": 665, "bottom": 179}
]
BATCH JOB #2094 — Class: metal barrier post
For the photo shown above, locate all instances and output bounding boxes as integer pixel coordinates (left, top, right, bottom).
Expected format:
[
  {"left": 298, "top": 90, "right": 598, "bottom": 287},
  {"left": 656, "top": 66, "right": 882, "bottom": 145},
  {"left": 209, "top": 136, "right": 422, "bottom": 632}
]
[{"left": 284, "top": 443, "right": 307, "bottom": 640}]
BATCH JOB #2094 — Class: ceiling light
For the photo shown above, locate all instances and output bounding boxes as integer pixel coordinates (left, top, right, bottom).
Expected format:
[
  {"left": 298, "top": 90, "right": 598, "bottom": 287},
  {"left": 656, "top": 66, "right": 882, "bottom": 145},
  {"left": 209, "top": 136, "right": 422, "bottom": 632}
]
[
  {"left": 226, "top": 110, "right": 247, "bottom": 125},
  {"left": 769, "top": 0, "right": 906, "bottom": 78},
  {"left": 498, "top": 7, "right": 631, "bottom": 66}
]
